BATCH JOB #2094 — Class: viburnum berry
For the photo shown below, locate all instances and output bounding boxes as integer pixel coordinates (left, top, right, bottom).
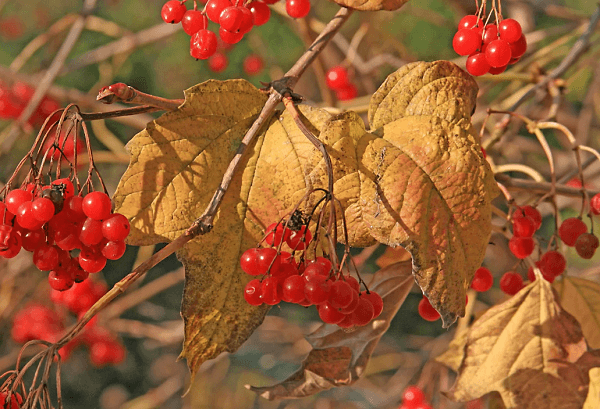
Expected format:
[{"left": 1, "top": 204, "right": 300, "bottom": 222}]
[
  {"left": 452, "top": 28, "right": 482, "bottom": 56},
  {"left": 208, "top": 52, "right": 228, "bottom": 72},
  {"left": 402, "top": 385, "right": 425, "bottom": 407},
  {"left": 512, "top": 215, "right": 536, "bottom": 237},
  {"left": 33, "top": 244, "right": 59, "bottom": 271},
  {"left": 591, "top": 193, "right": 600, "bottom": 215},
  {"left": 248, "top": 1, "right": 270, "bottom": 25},
  {"left": 336, "top": 84, "right": 357, "bottom": 101},
  {"left": 498, "top": 18, "right": 523, "bottom": 43},
  {"left": 206, "top": 0, "right": 232, "bottom": 23},
  {"left": 190, "top": 29, "right": 218, "bottom": 59},
  {"left": 489, "top": 64, "right": 508, "bottom": 75},
  {"left": 466, "top": 52, "right": 490, "bottom": 76},
  {"left": 244, "top": 278, "right": 263, "bottom": 305},
  {"left": 513, "top": 205, "right": 542, "bottom": 230},
  {"left": 458, "top": 15, "right": 483, "bottom": 30},
  {"left": 52, "top": 178, "right": 75, "bottom": 198},
  {"left": 559, "top": 217, "right": 587, "bottom": 246},
  {"left": 181, "top": 10, "right": 208, "bottom": 35},
  {"left": 304, "top": 275, "right": 331, "bottom": 305},
  {"left": 328, "top": 280, "right": 353, "bottom": 309},
  {"left": 510, "top": 34, "right": 527, "bottom": 59},
  {"left": 16, "top": 201, "right": 44, "bottom": 230},
  {"left": 286, "top": 225, "right": 311, "bottom": 250},
  {"left": 243, "top": 54, "right": 264, "bottom": 75},
  {"left": 362, "top": 291, "right": 383, "bottom": 318},
  {"left": 238, "top": 7, "right": 254, "bottom": 33},
  {"left": 281, "top": 274, "right": 306, "bottom": 303},
  {"left": 102, "top": 213, "right": 130, "bottom": 241},
  {"left": 349, "top": 294, "right": 375, "bottom": 326},
  {"left": 540, "top": 250, "right": 566, "bottom": 278},
  {"left": 219, "top": 27, "right": 244, "bottom": 45},
  {"left": 485, "top": 39, "right": 512, "bottom": 68},
  {"left": 80, "top": 217, "right": 104, "bottom": 246},
  {"left": 0, "top": 391, "right": 23, "bottom": 409},
  {"left": 418, "top": 296, "right": 440, "bottom": 321},
  {"left": 48, "top": 269, "right": 74, "bottom": 291},
  {"left": 161, "top": 0, "right": 187, "bottom": 24},
  {"left": 5, "top": 189, "right": 32, "bottom": 214},
  {"left": 82, "top": 191, "right": 112, "bottom": 221},
  {"left": 575, "top": 233, "right": 600, "bottom": 259},
  {"left": 219, "top": 6, "right": 243, "bottom": 32},
  {"left": 21, "top": 228, "right": 45, "bottom": 251},
  {"left": 101, "top": 240, "right": 127, "bottom": 260},
  {"left": 471, "top": 266, "right": 493, "bottom": 292},
  {"left": 318, "top": 303, "right": 346, "bottom": 324},
  {"left": 286, "top": 0, "right": 310, "bottom": 19},
  {"left": 326, "top": 66, "right": 349, "bottom": 90},
  {"left": 260, "top": 276, "right": 281, "bottom": 305},
  {"left": 482, "top": 24, "right": 498, "bottom": 44},
  {"left": 78, "top": 249, "right": 107, "bottom": 273},
  {"left": 508, "top": 236, "right": 535, "bottom": 259},
  {"left": 499, "top": 271, "right": 523, "bottom": 295}
]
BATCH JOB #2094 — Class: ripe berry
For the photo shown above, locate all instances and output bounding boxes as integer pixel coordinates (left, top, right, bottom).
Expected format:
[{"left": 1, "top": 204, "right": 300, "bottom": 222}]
[
  {"left": 102, "top": 213, "right": 130, "bottom": 241},
  {"left": 282, "top": 274, "right": 306, "bottom": 303},
  {"left": 219, "top": 27, "right": 244, "bottom": 45},
  {"left": 82, "top": 192, "right": 112, "bottom": 220},
  {"left": 6, "top": 189, "right": 32, "bottom": 214},
  {"left": 418, "top": 296, "right": 440, "bottom": 321},
  {"left": 499, "top": 271, "right": 523, "bottom": 295},
  {"left": 458, "top": 15, "right": 483, "bottom": 30},
  {"left": 591, "top": 193, "right": 600, "bottom": 215},
  {"left": 80, "top": 218, "right": 104, "bottom": 246},
  {"left": 260, "top": 276, "right": 281, "bottom": 305},
  {"left": 499, "top": 18, "right": 523, "bottom": 43},
  {"left": 466, "top": 52, "right": 490, "bottom": 76},
  {"left": 101, "top": 240, "right": 127, "bottom": 260},
  {"left": 328, "top": 280, "right": 353, "bottom": 309},
  {"left": 190, "top": 29, "right": 218, "bottom": 59},
  {"left": 32, "top": 197, "right": 55, "bottom": 222},
  {"left": 286, "top": 226, "right": 311, "bottom": 250},
  {"left": 540, "top": 250, "right": 566, "bottom": 278},
  {"left": 304, "top": 276, "right": 331, "bottom": 305},
  {"left": 336, "top": 84, "right": 357, "bottom": 101},
  {"left": 219, "top": 6, "right": 243, "bottom": 32},
  {"left": 575, "top": 233, "right": 599, "bottom": 259},
  {"left": 22, "top": 228, "right": 45, "bottom": 251},
  {"left": 318, "top": 303, "right": 346, "bottom": 324},
  {"left": 508, "top": 236, "right": 535, "bottom": 259},
  {"left": 208, "top": 52, "right": 228, "bottom": 72},
  {"left": 485, "top": 39, "right": 512, "bottom": 68},
  {"left": 512, "top": 215, "right": 536, "bottom": 237},
  {"left": 78, "top": 250, "right": 107, "bottom": 273},
  {"left": 482, "top": 24, "right": 498, "bottom": 44},
  {"left": 349, "top": 294, "right": 375, "bottom": 326},
  {"left": 489, "top": 64, "right": 508, "bottom": 75},
  {"left": 286, "top": 0, "right": 310, "bottom": 18},
  {"left": 248, "top": 1, "right": 270, "bottom": 25},
  {"left": 33, "top": 244, "right": 59, "bottom": 271},
  {"left": 206, "top": 0, "right": 232, "bottom": 23},
  {"left": 558, "top": 217, "right": 587, "bottom": 246},
  {"left": 181, "top": 10, "right": 208, "bottom": 35},
  {"left": 243, "top": 54, "right": 264, "bottom": 75},
  {"left": 402, "top": 385, "right": 425, "bottom": 406},
  {"left": 362, "top": 291, "right": 383, "bottom": 318},
  {"left": 0, "top": 392, "right": 23, "bottom": 409},
  {"left": 238, "top": 7, "right": 254, "bottom": 33},
  {"left": 452, "top": 28, "right": 482, "bottom": 56},
  {"left": 244, "top": 278, "right": 263, "bottom": 305},
  {"left": 326, "top": 66, "right": 349, "bottom": 90},
  {"left": 471, "top": 267, "right": 493, "bottom": 292},
  {"left": 161, "top": 0, "right": 187, "bottom": 24},
  {"left": 339, "top": 289, "right": 359, "bottom": 314},
  {"left": 16, "top": 201, "right": 44, "bottom": 230},
  {"left": 509, "top": 34, "right": 527, "bottom": 59},
  {"left": 49, "top": 269, "right": 74, "bottom": 291},
  {"left": 513, "top": 206, "right": 542, "bottom": 230},
  {"left": 52, "top": 178, "right": 75, "bottom": 198}
]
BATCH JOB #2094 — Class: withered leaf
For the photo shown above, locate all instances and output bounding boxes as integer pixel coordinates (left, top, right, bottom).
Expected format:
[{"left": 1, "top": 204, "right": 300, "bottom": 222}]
[
  {"left": 584, "top": 367, "right": 600, "bottom": 409},
  {"left": 246, "top": 261, "right": 413, "bottom": 400},
  {"left": 114, "top": 61, "right": 493, "bottom": 378},
  {"left": 447, "top": 279, "right": 590, "bottom": 409},
  {"left": 554, "top": 276, "right": 600, "bottom": 349},
  {"left": 327, "top": 0, "right": 408, "bottom": 11},
  {"left": 435, "top": 325, "right": 468, "bottom": 372}
]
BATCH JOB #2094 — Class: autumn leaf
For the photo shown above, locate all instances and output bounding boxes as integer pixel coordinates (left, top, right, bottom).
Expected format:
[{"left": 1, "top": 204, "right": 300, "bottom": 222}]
[
  {"left": 435, "top": 325, "right": 468, "bottom": 372},
  {"left": 246, "top": 261, "right": 413, "bottom": 400},
  {"left": 446, "top": 279, "right": 591, "bottom": 409},
  {"left": 554, "top": 276, "right": 600, "bottom": 349},
  {"left": 114, "top": 61, "right": 495, "bottom": 378},
  {"left": 584, "top": 367, "right": 600, "bottom": 409},
  {"left": 327, "top": 0, "right": 408, "bottom": 11}
]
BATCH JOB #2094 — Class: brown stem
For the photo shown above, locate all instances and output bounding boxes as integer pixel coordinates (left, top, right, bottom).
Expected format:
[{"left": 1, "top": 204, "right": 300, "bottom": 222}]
[
  {"left": 79, "top": 105, "right": 163, "bottom": 121},
  {"left": 494, "top": 173, "right": 600, "bottom": 197},
  {"left": 97, "top": 83, "right": 183, "bottom": 111}
]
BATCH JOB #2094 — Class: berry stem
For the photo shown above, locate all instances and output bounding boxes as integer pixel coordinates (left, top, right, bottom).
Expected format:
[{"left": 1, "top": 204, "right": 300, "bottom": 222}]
[{"left": 96, "top": 83, "right": 183, "bottom": 111}]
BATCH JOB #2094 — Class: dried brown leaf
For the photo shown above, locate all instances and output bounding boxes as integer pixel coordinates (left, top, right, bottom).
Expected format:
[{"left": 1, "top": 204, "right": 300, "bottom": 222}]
[
  {"left": 246, "top": 261, "right": 413, "bottom": 399},
  {"left": 447, "top": 279, "right": 591, "bottom": 409},
  {"left": 436, "top": 326, "right": 468, "bottom": 372}
]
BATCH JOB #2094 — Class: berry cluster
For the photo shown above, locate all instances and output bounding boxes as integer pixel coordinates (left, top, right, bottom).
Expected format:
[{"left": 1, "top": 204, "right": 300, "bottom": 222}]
[
  {"left": 160, "top": 0, "right": 310, "bottom": 61},
  {"left": 0, "top": 391, "right": 22, "bottom": 409},
  {"left": 398, "top": 385, "right": 433, "bottom": 409},
  {"left": 241, "top": 223, "right": 383, "bottom": 328},
  {"left": 0, "top": 81, "right": 60, "bottom": 126},
  {"left": 470, "top": 266, "right": 493, "bottom": 292},
  {"left": 12, "top": 281, "right": 126, "bottom": 366},
  {"left": 508, "top": 205, "right": 541, "bottom": 259},
  {"left": 325, "top": 66, "right": 357, "bottom": 101},
  {"left": 453, "top": 14, "right": 527, "bottom": 76},
  {"left": 0, "top": 180, "right": 130, "bottom": 292},
  {"left": 559, "top": 217, "right": 598, "bottom": 259}
]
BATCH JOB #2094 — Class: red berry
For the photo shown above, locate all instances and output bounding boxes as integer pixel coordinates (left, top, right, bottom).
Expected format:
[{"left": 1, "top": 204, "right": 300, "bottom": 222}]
[
  {"left": 243, "top": 54, "right": 264, "bottom": 75},
  {"left": 219, "top": 6, "right": 243, "bottom": 32},
  {"left": 82, "top": 192, "right": 112, "bottom": 220},
  {"left": 0, "top": 228, "right": 21, "bottom": 259},
  {"left": 508, "top": 236, "right": 535, "bottom": 259},
  {"left": 509, "top": 34, "right": 527, "bottom": 59},
  {"left": 499, "top": 18, "right": 523, "bottom": 43},
  {"left": 240, "top": 248, "right": 261, "bottom": 275},
  {"left": 208, "top": 52, "right": 228, "bottom": 72},
  {"left": 513, "top": 206, "right": 542, "bottom": 230},
  {"left": 350, "top": 293, "right": 375, "bottom": 326},
  {"left": 286, "top": 226, "right": 311, "bottom": 250},
  {"left": 6, "top": 189, "right": 32, "bottom": 214},
  {"left": 206, "top": 0, "right": 232, "bottom": 23},
  {"left": 101, "top": 240, "right": 126, "bottom": 260},
  {"left": 488, "top": 64, "right": 508, "bottom": 75},
  {"left": 318, "top": 303, "right": 346, "bottom": 324},
  {"left": 52, "top": 178, "right": 74, "bottom": 198},
  {"left": 22, "top": 228, "right": 46, "bottom": 251},
  {"left": 191, "top": 29, "right": 218, "bottom": 59},
  {"left": 181, "top": 10, "right": 208, "bottom": 35},
  {"left": 244, "top": 278, "right": 263, "bottom": 305},
  {"left": 304, "top": 275, "right": 331, "bottom": 305},
  {"left": 80, "top": 218, "right": 104, "bottom": 247},
  {"left": 591, "top": 193, "right": 600, "bottom": 215},
  {"left": 540, "top": 250, "right": 566, "bottom": 278},
  {"left": 16, "top": 201, "right": 44, "bottom": 230},
  {"left": 102, "top": 213, "right": 130, "bottom": 241},
  {"left": 499, "top": 271, "right": 523, "bottom": 295},
  {"left": 282, "top": 274, "right": 306, "bottom": 303},
  {"left": 339, "top": 289, "right": 359, "bottom": 314},
  {"left": 458, "top": 15, "right": 483, "bottom": 30},
  {"left": 452, "top": 28, "right": 482, "bottom": 56},
  {"left": 418, "top": 296, "right": 440, "bottom": 321},
  {"left": 219, "top": 27, "right": 244, "bottom": 44},
  {"left": 161, "top": 0, "right": 187, "bottom": 24},
  {"left": 466, "top": 52, "right": 490, "bottom": 76},
  {"left": 248, "top": 1, "right": 270, "bottom": 25},
  {"left": 485, "top": 39, "right": 512, "bottom": 67},
  {"left": 260, "top": 276, "right": 281, "bottom": 305},
  {"left": 336, "top": 84, "right": 357, "bottom": 101},
  {"left": 362, "top": 291, "right": 383, "bottom": 318},
  {"left": 49, "top": 269, "right": 74, "bottom": 291},
  {"left": 33, "top": 244, "right": 59, "bottom": 271},
  {"left": 402, "top": 385, "right": 425, "bottom": 406},
  {"left": 575, "top": 233, "right": 599, "bottom": 259},
  {"left": 78, "top": 250, "right": 106, "bottom": 273},
  {"left": 31, "top": 197, "right": 55, "bottom": 223},
  {"left": 328, "top": 280, "right": 354, "bottom": 309},
  {"left": 471, "top": 267, "right": 493, "bottom": 292},
  {"left": 238, "top": 6, "right": 254, "bottom": 33},
  {"left": 512, "top": 215, "right": 536, "bottom": 237},
  {"left": 285, "top": 0, "right": 310, "bottom": 18},
  {"left": 0, "top": 392, "right": 23, "bottom": 409},
  {"left": 325, "top": 66, "right": 350, "bottom": 90},
  {"left": 482, "top": 24, "right": 498, "bottom": 44},
  {"left": 559, "top": 217, "right": 587, "bottom": 246}
]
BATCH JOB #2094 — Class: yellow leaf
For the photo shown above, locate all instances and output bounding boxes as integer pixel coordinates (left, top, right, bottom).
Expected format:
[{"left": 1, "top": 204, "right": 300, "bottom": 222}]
[
  {"left": 328, "top": 0, "right": 408, "bottom": 11},
  {"left": 247, "top": 261, "right": 413, "bottom": 399},
  {"left": 447, "top": 280, "right": 589, "bottom": 408},
  {"left": 114, "top": 61, "right": 495, "bottom": 378},
  {"left": 584, "top": 367, "right": 600, "bottom": 409},
  {"left": 554, "top": 276, "right": 600, "bottom": 349},
  {"left": 436, "top": 326, "right": 468, "bottom": 372}
]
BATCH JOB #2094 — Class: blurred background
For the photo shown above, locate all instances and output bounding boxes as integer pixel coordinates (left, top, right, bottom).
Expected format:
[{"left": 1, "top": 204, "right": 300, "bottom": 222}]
[{"left": 1, "top": 0, "right": 600, "bottom": 408}]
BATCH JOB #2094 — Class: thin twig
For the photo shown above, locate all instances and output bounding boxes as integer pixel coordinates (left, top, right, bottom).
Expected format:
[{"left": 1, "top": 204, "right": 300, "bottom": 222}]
[{"left": 494, "top": 173, "right": 600, "bottom": 197}]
